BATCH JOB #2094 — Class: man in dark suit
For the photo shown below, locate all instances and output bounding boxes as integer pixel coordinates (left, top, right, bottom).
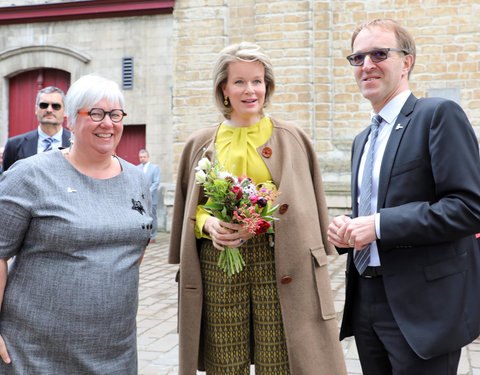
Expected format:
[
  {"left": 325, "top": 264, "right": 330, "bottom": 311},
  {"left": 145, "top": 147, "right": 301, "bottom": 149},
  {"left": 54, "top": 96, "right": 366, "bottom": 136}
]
[
  {"left": 328, "top": 19, "right": 480, "bottom": 374},
  {"left": 2, "top": 86, "right": 72, "bottom": 171},
  {"left": 137, "top": 149, "right": 160, "bottom": 243}
]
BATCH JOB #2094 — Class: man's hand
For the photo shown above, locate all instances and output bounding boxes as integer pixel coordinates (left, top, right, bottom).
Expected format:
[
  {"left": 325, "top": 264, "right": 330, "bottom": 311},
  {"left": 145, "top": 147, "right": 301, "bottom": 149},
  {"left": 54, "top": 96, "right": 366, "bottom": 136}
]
[
  {"left": 328, "top": 215, "right": 352, "bottom": 248},
  {"left": 338, "top": 215, "right": 377, "bottom": 250}
]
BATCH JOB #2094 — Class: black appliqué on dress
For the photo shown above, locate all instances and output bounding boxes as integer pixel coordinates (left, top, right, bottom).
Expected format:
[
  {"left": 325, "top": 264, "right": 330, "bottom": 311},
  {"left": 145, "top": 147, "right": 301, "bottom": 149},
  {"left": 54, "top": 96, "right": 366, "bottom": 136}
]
[{"left": 131, "top": 198, "right": 146, "bottom": 215}]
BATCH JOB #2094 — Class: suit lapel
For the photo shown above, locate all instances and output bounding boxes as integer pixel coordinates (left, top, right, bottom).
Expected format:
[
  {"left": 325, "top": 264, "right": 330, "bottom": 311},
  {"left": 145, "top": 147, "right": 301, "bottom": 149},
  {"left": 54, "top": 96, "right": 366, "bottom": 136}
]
[
  {"left": 61, "top": 129, "right": 71, "bottom": 147},
  {"left": 351, "top": 128, "right": 370, "bottom": 217},
  {"left": 22, "top": 131, "right": 39, "bottom": 158},
  {"left": 22, "top": 128, "right": 71, "bottom": 157},
  {"left": 377, "top": 94, "right": 417, "bottom": 209}
]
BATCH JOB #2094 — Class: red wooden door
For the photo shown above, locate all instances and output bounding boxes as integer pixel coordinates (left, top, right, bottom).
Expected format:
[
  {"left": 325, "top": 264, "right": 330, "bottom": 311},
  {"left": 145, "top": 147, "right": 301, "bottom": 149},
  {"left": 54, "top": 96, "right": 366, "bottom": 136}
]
[
  {"left": 116, "top": 124, "right": 146, "bottom": 165},
  {"left": 9, "top": 69, "right": 70, "bottom": 137}
]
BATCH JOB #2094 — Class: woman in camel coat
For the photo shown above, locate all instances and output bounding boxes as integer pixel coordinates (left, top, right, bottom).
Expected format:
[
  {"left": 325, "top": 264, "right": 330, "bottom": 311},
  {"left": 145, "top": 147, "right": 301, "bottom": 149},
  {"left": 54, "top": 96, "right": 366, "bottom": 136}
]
[{"left": 169, "top": 42, "right": 346, "bottom": 375}]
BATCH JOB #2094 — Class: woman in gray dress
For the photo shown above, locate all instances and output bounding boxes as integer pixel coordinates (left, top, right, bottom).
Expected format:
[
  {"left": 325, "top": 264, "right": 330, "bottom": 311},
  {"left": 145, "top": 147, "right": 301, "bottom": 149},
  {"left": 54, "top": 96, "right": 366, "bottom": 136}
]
[{"left": 0, "top": 74, "right": 152, "bottom": 374}]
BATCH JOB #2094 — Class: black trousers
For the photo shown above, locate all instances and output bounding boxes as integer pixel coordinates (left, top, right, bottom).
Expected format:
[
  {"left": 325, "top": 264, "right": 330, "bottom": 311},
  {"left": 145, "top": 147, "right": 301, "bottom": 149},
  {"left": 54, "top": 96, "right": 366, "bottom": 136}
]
[{"left": 352, "top": 276, "right": 461, "bottom": 375}]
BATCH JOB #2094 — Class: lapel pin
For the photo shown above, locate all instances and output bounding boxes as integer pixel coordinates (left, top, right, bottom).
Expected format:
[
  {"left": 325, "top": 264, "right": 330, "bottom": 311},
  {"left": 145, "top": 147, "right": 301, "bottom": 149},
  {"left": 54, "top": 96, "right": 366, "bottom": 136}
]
[
  {"left": 67, "top": 187, "right": 77, "bottom": 193},
  {"left": 395, "top": 123, "right": 404, "bottom": 131}
]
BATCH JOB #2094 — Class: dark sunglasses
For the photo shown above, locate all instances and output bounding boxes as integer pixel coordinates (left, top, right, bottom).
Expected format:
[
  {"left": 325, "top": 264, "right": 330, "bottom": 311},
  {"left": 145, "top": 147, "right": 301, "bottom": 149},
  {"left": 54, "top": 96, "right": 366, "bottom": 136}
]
[
  {"left": 346, "top": 48, "right": 408, "bottom": 66},
  {"left": 39, "top": 102, "right": 62, "bottom": 110}
]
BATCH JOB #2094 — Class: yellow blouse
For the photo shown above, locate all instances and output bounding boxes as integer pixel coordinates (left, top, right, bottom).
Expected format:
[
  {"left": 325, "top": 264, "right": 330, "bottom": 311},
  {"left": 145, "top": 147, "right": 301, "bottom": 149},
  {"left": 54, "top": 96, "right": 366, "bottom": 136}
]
[{"left": 195, "top": 116, "right": 274, "bottom": 238}]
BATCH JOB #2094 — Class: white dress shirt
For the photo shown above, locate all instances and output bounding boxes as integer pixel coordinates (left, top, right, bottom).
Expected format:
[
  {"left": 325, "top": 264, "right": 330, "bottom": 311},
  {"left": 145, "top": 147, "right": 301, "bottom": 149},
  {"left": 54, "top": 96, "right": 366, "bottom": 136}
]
[
  {"left": 356, "top": 90, "right": 411, "bottom": 266},
  {"left": 37, "top": 127, "right": 64, "bottom": 154}
]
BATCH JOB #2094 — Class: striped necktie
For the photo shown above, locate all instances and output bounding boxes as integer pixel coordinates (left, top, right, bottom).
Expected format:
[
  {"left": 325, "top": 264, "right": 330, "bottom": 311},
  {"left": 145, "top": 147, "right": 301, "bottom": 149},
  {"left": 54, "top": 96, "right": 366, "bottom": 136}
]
[
  {"left": 43, "top": 137, "right": 55, "bottom": 152},
  {"left": 354, "top": 114, "right": 382, "bottom": 275}
]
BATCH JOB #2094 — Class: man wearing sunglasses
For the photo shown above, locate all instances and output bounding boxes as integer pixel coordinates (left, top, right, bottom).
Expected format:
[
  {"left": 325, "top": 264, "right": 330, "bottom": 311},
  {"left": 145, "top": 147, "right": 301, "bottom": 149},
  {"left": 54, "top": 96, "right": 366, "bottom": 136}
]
[
  {"left": 328, "top": 19, "right": 480, "bottom": 374},
  {"left": 2, "top": 86, "right": 72, "bottom": 171}
]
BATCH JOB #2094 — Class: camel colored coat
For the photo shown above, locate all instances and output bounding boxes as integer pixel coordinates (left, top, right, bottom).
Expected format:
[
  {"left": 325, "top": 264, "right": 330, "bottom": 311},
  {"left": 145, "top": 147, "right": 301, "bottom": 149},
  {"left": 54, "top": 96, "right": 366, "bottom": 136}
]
[{"left": 169, "top": 118, "right": 347, "bottom": 375}]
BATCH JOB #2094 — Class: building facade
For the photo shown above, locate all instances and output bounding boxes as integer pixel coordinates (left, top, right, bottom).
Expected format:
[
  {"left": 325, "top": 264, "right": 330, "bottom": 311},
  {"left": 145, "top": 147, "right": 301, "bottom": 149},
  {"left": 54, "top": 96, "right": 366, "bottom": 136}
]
[
  {"left": 0, "top": 0, "right": 174, "bottom": 180},
  {"left": 173, "top": 0, "right": 480, "bottom": 217},
  {"left": 1, "top": 0, "right": 479, "bottom": 227}
]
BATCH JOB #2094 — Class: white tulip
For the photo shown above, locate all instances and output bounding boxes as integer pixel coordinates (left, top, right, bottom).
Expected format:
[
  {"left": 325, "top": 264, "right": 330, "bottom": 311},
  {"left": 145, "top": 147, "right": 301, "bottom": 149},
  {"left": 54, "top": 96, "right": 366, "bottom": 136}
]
[
  {"left": 195, "top": 170, "right": 207, "bottom": 184},
  {"left": 218, "top": 171, "right": 233, "bottom": 180},
  {"left": 196, "top": 157, "right": 211, "bottom": 171}
]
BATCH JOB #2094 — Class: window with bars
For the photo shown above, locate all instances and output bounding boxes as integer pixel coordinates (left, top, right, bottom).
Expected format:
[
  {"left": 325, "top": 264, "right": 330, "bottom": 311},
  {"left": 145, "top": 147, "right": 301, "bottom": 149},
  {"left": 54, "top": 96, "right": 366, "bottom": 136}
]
[{"left": 122, "top": 57, "right": 134, "bottom": 90}]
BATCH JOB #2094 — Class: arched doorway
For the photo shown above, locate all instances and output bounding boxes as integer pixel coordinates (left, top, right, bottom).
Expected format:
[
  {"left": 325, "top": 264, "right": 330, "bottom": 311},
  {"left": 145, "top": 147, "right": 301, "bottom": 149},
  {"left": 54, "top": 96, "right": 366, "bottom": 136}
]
[{"left": 8, "top": 68, "right": 70, "bottom": 137}]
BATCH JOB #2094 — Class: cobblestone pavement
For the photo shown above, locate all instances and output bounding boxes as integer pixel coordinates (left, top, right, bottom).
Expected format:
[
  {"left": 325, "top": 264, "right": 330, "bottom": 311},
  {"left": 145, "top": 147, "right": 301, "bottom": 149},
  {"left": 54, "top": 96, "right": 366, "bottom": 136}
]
[{"left": 137, "top": 232, "right": 480, "bottom": 374}]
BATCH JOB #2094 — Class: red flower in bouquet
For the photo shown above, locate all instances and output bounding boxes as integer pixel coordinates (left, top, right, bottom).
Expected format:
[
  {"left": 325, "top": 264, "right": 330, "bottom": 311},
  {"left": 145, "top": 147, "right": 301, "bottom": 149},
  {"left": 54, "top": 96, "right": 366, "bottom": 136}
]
[
  {"left": 195, "top": 150, "right": 280, "bottom": 275},
  {"left": 231, "top": 186, "right": 243, "bottom": 200},
  {"left": 254, "top": 219, "right": 270, "bottom": 235}
]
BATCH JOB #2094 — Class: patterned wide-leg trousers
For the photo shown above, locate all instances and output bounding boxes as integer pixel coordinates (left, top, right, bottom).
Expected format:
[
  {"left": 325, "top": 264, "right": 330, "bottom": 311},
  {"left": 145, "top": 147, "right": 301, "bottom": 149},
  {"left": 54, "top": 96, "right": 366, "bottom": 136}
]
[{"left": 200, "top": 234, "right": 290, "bottom": 375}]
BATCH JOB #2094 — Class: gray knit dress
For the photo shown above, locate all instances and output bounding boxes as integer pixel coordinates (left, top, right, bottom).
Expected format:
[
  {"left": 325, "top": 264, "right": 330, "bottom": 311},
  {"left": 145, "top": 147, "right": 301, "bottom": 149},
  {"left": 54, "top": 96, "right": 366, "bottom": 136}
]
[{"left": 0, "top": 150, "right": 152, "bottom": 374}]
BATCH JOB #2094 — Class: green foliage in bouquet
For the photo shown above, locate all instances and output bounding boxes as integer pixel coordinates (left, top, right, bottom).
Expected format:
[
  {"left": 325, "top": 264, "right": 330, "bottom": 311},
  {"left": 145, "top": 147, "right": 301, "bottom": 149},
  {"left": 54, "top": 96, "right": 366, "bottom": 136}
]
[{"left": 195, "top": 150, "right": 280, "bottom": 275}]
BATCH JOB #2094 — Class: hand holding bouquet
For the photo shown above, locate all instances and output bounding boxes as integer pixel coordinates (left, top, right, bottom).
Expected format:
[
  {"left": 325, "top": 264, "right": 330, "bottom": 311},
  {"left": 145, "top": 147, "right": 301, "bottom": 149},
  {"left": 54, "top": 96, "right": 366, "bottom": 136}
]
[{"left": 195, "top": 151, "right": 280, "bottom": 275}]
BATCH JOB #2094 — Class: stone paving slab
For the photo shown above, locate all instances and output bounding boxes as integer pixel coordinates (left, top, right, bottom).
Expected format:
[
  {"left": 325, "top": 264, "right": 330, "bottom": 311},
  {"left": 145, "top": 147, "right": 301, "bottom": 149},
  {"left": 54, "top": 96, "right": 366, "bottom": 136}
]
[{"left": 138, "top": 232, "right": 480, "bottom": 374}]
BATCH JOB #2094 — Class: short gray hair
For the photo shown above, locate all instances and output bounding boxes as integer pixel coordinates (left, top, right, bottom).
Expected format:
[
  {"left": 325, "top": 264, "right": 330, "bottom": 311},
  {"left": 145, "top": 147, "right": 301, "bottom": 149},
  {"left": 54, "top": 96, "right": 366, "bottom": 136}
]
[
  {"left": 36, "top": 86, "right": 65, "bottom": 106},
  {"left": 65, "top": 74, "right": 125, "bottom": 130},
  {"left": 213, "top": 42, "right": 275, "bottom": 119}
]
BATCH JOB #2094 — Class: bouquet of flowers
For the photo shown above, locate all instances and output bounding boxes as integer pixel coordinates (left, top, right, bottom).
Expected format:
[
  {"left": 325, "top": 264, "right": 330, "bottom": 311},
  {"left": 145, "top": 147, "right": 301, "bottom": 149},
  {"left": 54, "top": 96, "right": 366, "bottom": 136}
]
[{"left": 195, "top": 151, "right": 280, "bottom": 276}]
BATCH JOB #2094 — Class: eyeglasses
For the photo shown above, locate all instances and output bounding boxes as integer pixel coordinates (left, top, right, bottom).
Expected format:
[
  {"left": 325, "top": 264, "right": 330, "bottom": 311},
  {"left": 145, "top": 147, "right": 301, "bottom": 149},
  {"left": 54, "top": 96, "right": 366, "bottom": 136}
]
[
  {"left": 77, "top": 108, "right": 127, "bottom": 123},
  {"left": 39, "top": 102, "right": 62, "bottom": 110},
  {"left": 346, "top": 48, "right": 408, "bottom": 66}
]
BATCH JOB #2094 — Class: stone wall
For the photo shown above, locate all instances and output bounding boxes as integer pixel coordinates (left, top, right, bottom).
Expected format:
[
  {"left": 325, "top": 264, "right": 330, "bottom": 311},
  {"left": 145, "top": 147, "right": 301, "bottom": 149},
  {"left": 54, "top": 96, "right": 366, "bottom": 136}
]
[
  {"left": 2, "top": 0, "right": 479, "bottom": 229},
  {"left": 0, "top": 13, "right": 174, "bottom": 181},
  {"left": 173, "top": 0, "right": 480, "bottom": 217}
]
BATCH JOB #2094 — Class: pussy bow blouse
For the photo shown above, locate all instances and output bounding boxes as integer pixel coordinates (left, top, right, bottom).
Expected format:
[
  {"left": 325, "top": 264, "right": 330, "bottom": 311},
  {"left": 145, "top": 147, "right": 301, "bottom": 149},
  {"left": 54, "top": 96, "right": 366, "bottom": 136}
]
[{"left": 195, "top": 116, "right": 275, "bottom": 237}]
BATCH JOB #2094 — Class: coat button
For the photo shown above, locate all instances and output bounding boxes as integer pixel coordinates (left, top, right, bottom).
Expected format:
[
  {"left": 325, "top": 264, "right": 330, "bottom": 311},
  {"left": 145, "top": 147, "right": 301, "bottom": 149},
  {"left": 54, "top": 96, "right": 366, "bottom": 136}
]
[
  {"left": 262, "top": 147, "right": 272, "bottom": 158},
  {"left": 280, "top": 275, "right": 293, "bottom": 284},
  {"left": 279, "top": 204, "right": 289, "bottom": 214}
]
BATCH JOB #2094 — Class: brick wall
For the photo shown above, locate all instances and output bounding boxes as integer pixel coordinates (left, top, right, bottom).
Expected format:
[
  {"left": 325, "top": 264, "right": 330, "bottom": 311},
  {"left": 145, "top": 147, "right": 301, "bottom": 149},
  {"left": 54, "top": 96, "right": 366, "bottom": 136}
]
[{"left": 173, "top": 0, "right": 480, "bottom": 216}]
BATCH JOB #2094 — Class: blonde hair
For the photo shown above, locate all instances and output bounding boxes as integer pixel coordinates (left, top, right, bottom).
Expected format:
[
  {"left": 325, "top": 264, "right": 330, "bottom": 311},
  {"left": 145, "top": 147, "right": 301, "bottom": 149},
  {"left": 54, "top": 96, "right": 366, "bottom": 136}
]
[{"left": 213, "top": 42, "right": 275, "bottom": 119}]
